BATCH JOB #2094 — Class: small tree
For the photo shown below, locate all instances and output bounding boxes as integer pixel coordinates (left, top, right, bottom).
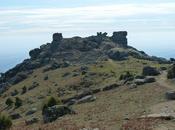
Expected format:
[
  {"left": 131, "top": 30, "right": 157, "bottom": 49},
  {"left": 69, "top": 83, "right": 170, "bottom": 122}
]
[
  {"left": 15, "top": 97, "right": 22, "bottom": 108},
  {"left": 0, "top": 114, "right": 12, "bottom": 130},
  {"left": 5, "top": 98, "right": 13, "bottom": 107}
]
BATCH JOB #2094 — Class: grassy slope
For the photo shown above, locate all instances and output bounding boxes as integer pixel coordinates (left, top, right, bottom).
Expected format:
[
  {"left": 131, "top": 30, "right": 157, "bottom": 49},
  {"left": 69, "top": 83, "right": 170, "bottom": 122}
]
[{"left": 0, "top": 57, "right": 170, "bottom": 130}]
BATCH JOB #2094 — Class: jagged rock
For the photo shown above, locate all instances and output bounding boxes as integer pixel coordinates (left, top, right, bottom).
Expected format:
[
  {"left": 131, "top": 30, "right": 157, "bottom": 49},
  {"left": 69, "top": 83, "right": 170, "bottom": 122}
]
[
  {"left": 43, "top": 105, "right": 75, "bottom": 123},
  {"left": 29, "top": 48, "right": 41, "bottom": 59},
  {"left": 87, "top": 32, "right": 108, "bottom": 44},
  {"left": 10, "top": 113, "right": 21, "bottom": 120},
  {"left": 51, "top": 33, "right": 63, "bottom": 51},
  {"left": 142, "top": 66, "right": 160, "bottom": 76},
  {"left": 111, "top": 31, "right": 127, "bottom": 47},
  {"left": 52, "top": 33, "right": 63, "bottom": 42},
  {"left": 166, "top": 91, "right": 175, "bottom": 100},
  {"left": 25, "top": 117, "right": 39, "bottom": 125}
]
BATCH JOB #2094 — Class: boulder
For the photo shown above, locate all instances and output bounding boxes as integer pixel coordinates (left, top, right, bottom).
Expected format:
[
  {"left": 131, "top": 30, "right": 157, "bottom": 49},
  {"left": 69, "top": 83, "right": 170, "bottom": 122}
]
[
  {"left": 166, "top": 91, "right": 175, "bottom": 100},
  {"left": 134, "top": 79, "right": 145, "bottom": 85},
  {"left": 77, "top": 95, "right": 96, "bottom": 104},
  {"left": 25, "top": 117, "right": 39, "bottom": 125},
  {"left": 144, "top": 77, "right": 156, "bottom": 83},
  {"left": 129, "top": 83, "right": 137, "bottom": 89},
  {"left": 43, "top": 105, "right": 75, "bottom": 123},
  {"left": 107, "top": 49, "right": 128, "bottom": 60},
  {"left": 142, "top": 66, "right": 160, "bottom": 76}
]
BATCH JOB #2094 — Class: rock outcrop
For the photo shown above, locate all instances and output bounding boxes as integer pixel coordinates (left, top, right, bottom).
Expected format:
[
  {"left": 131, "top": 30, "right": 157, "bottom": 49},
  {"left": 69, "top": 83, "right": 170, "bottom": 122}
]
[{"left": 111, "top": 31, "right": 128, "bottom": 47}]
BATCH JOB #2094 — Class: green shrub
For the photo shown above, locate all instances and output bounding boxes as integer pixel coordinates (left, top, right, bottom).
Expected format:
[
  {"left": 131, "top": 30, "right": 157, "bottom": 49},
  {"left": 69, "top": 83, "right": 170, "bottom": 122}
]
[
  {"left": 0, "top": 114, "right": 12, "bottom": 130},
  {"left": 15, "top": 97, "right": 22, "bottom": 108},
  {"left": 42, "top": 96, "right": 62, "bottom": 113},
  {"left": 119, "top": 71, "right": 134, "bottom": 81},
  {"left": 167, "top": 64, "right": 175, "bottom": 79},
  {"left": 21, "top": 86, "right": 27, "bottom": 94},
  {"left": 5, "top": 98, "right": 13, "bottom": 107}
]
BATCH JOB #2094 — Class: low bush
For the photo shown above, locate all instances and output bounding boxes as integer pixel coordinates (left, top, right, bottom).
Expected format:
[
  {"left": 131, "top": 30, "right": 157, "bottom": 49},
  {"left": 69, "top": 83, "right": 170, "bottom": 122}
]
[
  {"left": 0, "top": 114, "right": 12, "bottom": 130},
  {"left": 119, "top": 71, "right": 134, "bottom": 81},
  {"left": 15, "top": 97, "right": 22, "bottom": 108},
  {"left": 167, "top": 64, "right": 175, "bottom": 79},
  {"left": 42, "top": 96, "right": 62, "bottom": 113},
  {"left": 5, "top": 98, "right": 13, "bottom": 107}
]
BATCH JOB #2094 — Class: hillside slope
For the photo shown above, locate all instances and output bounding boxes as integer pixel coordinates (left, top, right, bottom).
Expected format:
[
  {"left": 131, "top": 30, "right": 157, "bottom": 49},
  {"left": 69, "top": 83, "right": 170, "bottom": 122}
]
[{"left": 0, "top": 31, "right": 174, "bottom": 130}]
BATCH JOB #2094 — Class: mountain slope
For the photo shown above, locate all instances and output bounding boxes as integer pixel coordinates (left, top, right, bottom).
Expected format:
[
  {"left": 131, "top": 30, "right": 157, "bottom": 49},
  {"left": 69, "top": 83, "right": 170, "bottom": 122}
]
[{"left": 0, "top": 31, "right": 173, "bottom": 130}]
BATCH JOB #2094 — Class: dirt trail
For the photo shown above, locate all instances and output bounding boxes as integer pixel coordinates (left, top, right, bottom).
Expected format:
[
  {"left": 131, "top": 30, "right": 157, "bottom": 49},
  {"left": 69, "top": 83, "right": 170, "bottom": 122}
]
[{"left": 156, "top": 71, "right": 175, "bottom": 90}]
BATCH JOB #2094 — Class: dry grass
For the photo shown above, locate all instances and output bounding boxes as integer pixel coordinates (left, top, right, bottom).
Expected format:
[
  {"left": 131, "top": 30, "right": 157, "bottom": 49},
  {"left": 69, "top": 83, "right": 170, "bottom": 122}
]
[{"left": 122, "top": 118, "right": 161, "bottom": 130}]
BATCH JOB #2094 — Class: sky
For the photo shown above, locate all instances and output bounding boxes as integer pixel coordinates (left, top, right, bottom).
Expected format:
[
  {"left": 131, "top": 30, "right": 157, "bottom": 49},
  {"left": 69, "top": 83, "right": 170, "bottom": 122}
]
[{"left": 0, "top": 0, "right": 175, "bottom": 72}]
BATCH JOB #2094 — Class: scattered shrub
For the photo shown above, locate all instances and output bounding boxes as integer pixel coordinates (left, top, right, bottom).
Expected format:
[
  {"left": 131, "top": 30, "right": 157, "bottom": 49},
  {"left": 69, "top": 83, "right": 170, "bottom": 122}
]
[
  {"left": 15, "top": 97, "right": 22, "bottom": 108},
  {"left": 167, "top": 64, "right": 175, "bottom": 79},
  {"left": 5, "top": 98, "right": 13, "bottom": 107},
  {"left": 42, "top": 96, "right": 62, "bottom": 113},
  {"left": 0, "top": 114, "right": 12, "bottom": 130},
  {"left": 119, "top": 71, "right": 134, "bottom": 81},
  {"left": 21, "top": 86, "right": 27, "bottom": 94}
]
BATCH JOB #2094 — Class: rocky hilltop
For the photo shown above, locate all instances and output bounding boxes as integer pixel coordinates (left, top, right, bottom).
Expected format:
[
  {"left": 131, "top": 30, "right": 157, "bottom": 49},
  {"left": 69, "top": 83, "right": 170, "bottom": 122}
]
[{"left": 0, "top": 31, "right": 170, "bottom": 93}]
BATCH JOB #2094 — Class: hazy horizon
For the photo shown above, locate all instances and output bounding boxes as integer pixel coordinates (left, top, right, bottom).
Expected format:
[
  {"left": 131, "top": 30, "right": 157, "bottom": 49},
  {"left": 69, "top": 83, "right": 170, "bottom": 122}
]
[{"left": 0, "top": 0, "right": 175, "bottom": 72}]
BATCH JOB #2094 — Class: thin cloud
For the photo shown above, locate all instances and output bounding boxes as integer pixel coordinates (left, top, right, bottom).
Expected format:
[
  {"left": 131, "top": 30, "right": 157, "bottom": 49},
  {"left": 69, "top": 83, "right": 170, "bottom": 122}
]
[{"left": 0, "top": 2, "right": 174, "bottom": 34}]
